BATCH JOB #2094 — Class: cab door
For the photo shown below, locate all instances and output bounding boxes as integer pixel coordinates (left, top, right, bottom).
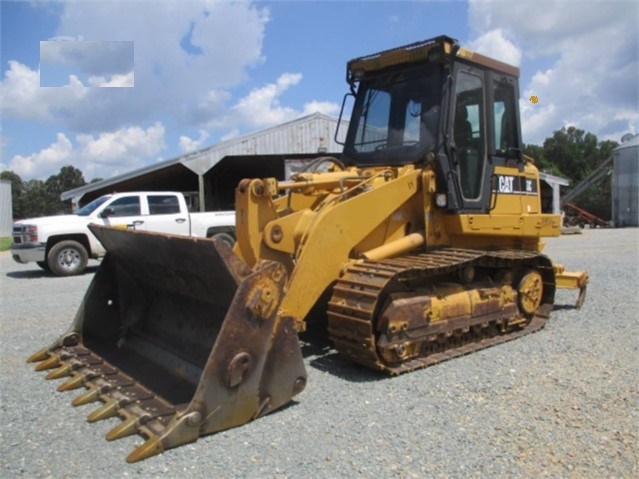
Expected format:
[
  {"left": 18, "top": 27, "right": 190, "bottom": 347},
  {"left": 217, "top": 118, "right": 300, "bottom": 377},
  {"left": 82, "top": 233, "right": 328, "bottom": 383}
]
[{"left": 450, "top": 67, "right": 491, "bottom": 212}]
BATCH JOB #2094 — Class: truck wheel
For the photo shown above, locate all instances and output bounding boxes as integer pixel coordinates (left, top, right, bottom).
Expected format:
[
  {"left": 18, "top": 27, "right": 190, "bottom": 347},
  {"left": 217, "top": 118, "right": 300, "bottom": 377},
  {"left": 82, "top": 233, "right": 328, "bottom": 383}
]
[{"left": 47, "top": 240, "right": 89, "bottom": 276}]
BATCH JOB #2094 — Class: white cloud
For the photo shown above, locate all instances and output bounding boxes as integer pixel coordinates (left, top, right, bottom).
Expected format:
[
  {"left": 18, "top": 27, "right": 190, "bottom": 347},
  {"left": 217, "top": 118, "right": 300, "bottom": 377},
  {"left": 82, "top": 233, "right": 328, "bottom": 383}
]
[
  {"left": 302, "top": 101, "right": 341, "bottom": 117},
  {"left": 230, "top": 73, "right": 303, "bottom": 128},
  {"left": 7, "top": 123, "right": 166, "bottom": 180},
  {"left": 9, "top": 133, "right": 74, "bottom": 178},
  {"left": 0, "top": 127, "right": 8, "bottom": 170},
  {"left": 468, "top": 0, "right": 638, "bottom": 144},
  {"left": 179, "top": 129, "right": 210, "bottom": 153},
  {"left": 467, "top": 29, "right": 522, "bottom": 66},
  {"left": 56, "top": 1, "right": 268, "bottom": 127},
  {"left": 199, "top": 73, "right": 341, "bottom": 138},
  {"left": 87, "top": 72, "right": 135, "bottom": 87},
  {"left": 0, "top": 61, "right": 88, "bottom": 121},
  {"left": 2, "top": 1, "right": 342, "bottom": 180},
  {"left": 40, "top": 40, "right": 134, "bottom": 76},
  {"left": 2, "top": 2, "right": 270, "bottom": 133}
]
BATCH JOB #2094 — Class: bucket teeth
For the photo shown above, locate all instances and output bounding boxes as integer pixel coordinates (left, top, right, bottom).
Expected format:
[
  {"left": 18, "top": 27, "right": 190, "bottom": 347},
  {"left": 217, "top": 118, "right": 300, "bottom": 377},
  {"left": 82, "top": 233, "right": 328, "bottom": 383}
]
[
  {"left": 57, "top": 374, "right": 85, "bottom": 392},
  {"left": 45, "top": 363, "right": 73, "bottom": 380},
  {"left": 106, "top": 417, "right": 139, "bottom": 441},
  {"left": 72, "top": 387, "right": 101, "bottom": 406},
  {"left": 34, "top": 354, "right": 60, "bottom": 371},
  {"left": 27, "top": 348, "right": 51, "bottom": 363},
  {"left": 126, "top": 436, "right": 164, "bottom": 463},
  {"left": 87, "top": 399, "right": 119, "bottom": 422}
]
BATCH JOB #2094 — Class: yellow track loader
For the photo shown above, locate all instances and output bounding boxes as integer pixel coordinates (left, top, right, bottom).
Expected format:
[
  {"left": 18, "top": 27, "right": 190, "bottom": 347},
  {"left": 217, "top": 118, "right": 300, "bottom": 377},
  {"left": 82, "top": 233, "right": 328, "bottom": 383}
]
[{"left": 28, "top": 35, "right": 588, "bottom": 462}]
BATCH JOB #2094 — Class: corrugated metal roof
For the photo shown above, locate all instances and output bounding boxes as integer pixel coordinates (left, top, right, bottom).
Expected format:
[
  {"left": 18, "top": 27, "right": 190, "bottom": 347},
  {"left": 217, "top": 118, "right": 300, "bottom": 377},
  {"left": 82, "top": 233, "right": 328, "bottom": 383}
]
[
  {"left": 181, "top": 113, "right": 346, "bottom": 175},
  {"left": 62, "top": 113, "right": 347, "bottom": 201},
  {"left": 539, "top": 171, "right": 570, "bottom": 186}
]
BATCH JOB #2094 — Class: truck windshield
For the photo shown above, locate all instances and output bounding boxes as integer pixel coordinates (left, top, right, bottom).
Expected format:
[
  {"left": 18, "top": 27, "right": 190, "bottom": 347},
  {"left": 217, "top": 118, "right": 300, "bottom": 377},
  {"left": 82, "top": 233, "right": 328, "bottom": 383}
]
[
  {"left": 76, "top": 196, "right": 111, "bottom": 216},
  {"left": 344, "top": 64, "right": 444, "bottom": 166}
]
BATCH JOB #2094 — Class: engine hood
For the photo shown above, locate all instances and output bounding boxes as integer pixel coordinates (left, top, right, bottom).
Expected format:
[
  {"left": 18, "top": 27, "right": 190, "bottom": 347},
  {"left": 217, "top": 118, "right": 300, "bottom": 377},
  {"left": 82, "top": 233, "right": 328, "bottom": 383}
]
[{"left": 15, "top": 215, "right": 85, "bottom": 226}]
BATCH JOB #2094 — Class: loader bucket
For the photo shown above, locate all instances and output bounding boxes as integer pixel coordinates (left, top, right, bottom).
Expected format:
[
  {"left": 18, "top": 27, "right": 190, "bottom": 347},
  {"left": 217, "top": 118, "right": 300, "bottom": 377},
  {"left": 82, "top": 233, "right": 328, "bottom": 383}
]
[{"left": 27, "top": 225, "right": 307, "bottom": 462}]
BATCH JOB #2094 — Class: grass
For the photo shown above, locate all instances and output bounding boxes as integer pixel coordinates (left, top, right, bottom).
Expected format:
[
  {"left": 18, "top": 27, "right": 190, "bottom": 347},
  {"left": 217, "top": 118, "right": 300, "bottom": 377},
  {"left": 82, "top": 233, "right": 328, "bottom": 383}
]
[{"left": 0, "top": 237, "right": 12, "bottom": 252}]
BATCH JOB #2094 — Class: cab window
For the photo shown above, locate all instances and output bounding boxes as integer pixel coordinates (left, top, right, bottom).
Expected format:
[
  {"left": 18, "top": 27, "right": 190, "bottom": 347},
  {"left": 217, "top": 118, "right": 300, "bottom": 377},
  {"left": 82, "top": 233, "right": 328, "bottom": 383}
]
[
  {"left": 352, "top": 90, "right": 391, "bottom": 153},
  {"left": 108, "top": 196, "right": 141, "bottom": 216},
  {"left": 493, "top": 80, "right": 519, "bottom": 157},
  {"left": 148, "top": 195, "right": 180, "bottom": 215}
]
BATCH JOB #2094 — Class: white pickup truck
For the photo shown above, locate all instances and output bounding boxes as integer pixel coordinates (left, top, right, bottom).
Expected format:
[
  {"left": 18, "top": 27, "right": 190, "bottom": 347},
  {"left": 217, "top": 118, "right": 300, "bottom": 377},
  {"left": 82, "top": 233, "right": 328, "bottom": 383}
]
[{"left": 11, "top": 191, "right": 236, "bottom": 276}]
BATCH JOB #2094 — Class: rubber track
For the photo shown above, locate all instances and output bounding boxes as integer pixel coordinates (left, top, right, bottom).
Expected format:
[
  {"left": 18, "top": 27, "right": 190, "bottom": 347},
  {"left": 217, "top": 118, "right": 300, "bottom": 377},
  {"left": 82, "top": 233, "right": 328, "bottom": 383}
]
[{"left": 327, "top": 248, "right": 553, "bottom": 375}]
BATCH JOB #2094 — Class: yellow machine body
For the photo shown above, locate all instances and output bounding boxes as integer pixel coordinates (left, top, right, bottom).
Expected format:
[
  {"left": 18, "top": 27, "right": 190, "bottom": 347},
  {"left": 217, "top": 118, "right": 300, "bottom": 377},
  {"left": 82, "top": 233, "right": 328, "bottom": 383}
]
[{"left": 29, "top": 35, "right": 587, "bottom": 462}]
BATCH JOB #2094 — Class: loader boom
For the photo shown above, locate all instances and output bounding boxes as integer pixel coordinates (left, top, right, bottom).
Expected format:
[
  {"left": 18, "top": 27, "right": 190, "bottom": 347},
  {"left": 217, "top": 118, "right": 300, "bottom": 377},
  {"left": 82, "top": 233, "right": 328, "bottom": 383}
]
[{"left": 234, "top": 167, "right": 424, "bottom": 330}]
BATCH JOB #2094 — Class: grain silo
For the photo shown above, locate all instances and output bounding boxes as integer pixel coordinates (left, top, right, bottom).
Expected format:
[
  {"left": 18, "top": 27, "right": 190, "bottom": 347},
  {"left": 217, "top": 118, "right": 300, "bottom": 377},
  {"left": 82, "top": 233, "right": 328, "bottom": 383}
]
[
  {"left": 611, "top": 134, "right": 639, "bottom": 227},
  {"left": 0, "top": 179, "right": 13, "bottom": 236}
]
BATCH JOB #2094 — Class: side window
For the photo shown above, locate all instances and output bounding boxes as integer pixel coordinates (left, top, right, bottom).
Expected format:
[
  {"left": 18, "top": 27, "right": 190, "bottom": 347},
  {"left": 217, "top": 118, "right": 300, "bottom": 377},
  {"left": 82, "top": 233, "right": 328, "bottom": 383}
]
[
  {"left": 493, "top": 81, "right": 519, "bottom": 157},
  {"left": 454, "top": 71, "right": 485, "bottom": 200},
  {"left": 109, "top": 196, "right": 141, "bottom": 217},
  {"left": 148, "top": 195, "right": 180, "bottom": 215}
]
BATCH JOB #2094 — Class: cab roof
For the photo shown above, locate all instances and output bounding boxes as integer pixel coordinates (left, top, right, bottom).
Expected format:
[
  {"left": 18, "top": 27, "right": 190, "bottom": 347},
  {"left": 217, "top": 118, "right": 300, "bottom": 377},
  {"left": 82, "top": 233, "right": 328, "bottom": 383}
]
[{"left": 347, "top": 35, "right": 519, "bottom": 81}]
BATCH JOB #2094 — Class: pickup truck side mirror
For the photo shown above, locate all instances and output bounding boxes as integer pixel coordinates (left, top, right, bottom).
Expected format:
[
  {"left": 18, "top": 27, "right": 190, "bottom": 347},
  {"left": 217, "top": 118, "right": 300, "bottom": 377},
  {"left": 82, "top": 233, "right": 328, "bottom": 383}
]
[{"left": 100, "top": 207, "right": 115, "bottom": 219}]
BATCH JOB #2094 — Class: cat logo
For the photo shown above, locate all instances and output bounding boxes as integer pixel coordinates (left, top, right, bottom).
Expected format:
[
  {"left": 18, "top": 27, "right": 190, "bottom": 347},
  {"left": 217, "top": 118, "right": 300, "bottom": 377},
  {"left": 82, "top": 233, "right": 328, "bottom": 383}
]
[
  {"left": 493, "top": 175, "right": 538, "bottom": 195},
  {"left": 498, "top": 176, "right": 514, "bottom": 193}
]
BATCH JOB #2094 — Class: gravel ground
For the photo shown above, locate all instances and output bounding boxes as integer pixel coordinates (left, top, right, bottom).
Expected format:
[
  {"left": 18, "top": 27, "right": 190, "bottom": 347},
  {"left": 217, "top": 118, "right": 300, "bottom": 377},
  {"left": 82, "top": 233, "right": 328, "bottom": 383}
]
[{"left": 1, "top": 228, "right": 637, "bottom": 478}]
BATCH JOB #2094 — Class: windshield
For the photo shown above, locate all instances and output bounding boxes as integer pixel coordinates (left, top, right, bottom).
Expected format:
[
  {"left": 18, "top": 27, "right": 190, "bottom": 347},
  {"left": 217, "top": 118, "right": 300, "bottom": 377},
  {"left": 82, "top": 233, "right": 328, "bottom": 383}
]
[
  {"left": 76, "top": 195, "right": 111, "bottom": 216},
  {"left": 345, "top": 64, "right": 444, "bottom": 166}
]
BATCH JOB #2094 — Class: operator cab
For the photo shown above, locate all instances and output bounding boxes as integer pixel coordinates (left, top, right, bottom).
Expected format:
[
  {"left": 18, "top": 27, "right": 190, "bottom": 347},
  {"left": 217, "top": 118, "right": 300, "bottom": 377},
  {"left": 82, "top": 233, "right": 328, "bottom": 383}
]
[{"left": 340, "top": 36, "right": 524, "bottom": 214}]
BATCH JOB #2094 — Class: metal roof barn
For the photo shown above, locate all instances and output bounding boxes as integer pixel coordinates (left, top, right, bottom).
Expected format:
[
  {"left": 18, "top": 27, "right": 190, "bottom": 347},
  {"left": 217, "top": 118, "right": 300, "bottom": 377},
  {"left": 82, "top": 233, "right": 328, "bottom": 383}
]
[{"left": 62, "top": 113, "right": 347, "bottom": 210}]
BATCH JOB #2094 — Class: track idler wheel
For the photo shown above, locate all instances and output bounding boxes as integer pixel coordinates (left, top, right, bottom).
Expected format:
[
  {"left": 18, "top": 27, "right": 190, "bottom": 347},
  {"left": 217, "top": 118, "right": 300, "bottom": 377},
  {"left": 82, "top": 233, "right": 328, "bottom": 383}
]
[{"left": 516, "top": 269, "right": 543, "bottom": 316}]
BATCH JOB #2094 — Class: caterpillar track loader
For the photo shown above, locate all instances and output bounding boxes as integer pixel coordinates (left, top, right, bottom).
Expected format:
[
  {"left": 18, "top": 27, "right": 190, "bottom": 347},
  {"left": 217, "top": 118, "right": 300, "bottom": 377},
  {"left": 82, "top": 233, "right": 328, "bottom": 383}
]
[{"left": 28, "top": 35, "right": 588, "bottom": 462}]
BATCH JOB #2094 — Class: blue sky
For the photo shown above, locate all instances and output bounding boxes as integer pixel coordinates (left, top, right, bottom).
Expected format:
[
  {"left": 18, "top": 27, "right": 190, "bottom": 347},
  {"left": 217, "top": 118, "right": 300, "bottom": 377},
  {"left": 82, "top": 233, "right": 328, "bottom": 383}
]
[{"left": 1, "top": 0, "right": 637, "bottom": 181}]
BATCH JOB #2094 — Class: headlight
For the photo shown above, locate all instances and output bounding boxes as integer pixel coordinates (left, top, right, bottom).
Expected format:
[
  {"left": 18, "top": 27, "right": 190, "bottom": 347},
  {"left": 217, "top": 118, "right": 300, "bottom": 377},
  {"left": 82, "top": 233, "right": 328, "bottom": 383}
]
[
  {"left": 28, "top": 226, "right": 38, "bottom": 242},
  {"left": 18, "top": 224, "right": 38, "bottom": 242},
  {"left": 435, "top": 193, "right": 447, "bottom": 208}
]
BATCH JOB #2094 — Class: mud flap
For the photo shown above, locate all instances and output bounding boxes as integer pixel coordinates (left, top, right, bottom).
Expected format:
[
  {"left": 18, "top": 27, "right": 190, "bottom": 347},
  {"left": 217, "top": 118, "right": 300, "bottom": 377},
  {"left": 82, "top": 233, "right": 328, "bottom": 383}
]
[{"left": 28, "top": 226, "right": 306, "bottom": 462}]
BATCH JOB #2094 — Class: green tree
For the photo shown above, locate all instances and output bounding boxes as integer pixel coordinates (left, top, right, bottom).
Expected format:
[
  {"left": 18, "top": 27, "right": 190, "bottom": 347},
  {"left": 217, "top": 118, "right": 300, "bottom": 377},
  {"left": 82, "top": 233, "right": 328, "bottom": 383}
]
[
  {"left": 598, "top": 139, "right": 618, "bottom": 161},
  {"left": 1, "top": 166, "right": 87, "bottom": 218},
  {"left": 523, "top": 143, "right": 564, "bottom": 176},
  {"left": 19, "top": 179, "right": 50, "bottom": 218},
  {"left": 44, "top": 165, "right": 86, "bottom": 214},
  {"left": 540, "top": 127, "right": 618, "bottom": 222},
  {"left": 543, "top": 127, "right": 603, "bottom": 181}
]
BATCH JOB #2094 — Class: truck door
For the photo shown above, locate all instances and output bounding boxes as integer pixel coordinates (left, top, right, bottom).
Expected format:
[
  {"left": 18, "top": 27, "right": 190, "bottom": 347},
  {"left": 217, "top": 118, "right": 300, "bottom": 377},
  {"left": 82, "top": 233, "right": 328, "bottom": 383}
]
[
  {"left": 99, "top": 194, "right": 144, "bottom": 230},
  {"left": 138, "top": 194, "right": 190, "bottom": 236}
]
